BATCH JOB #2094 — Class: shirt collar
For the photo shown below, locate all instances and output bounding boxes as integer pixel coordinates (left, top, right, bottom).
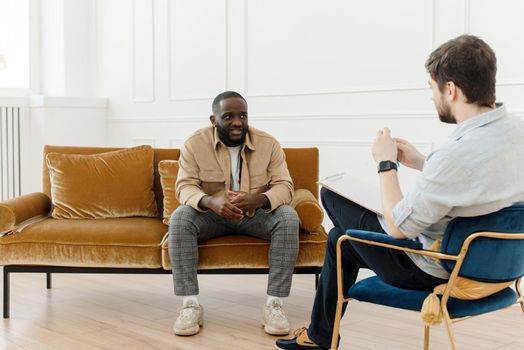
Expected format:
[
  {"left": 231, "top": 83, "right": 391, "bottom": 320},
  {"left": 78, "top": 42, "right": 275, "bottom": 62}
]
[
  {"left": 244, "top": 129, "right": 255, "bottom": 151},
  {"left": 213, "top": 127, "right": 256, "bottom": 151},
  {"left": 449, "top": 103, "right": 506, "bottom": 141}
]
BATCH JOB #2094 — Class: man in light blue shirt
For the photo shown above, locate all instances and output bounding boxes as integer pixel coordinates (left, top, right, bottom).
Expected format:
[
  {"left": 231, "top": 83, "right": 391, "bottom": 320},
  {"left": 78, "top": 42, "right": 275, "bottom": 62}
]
[
  {"left": 390, "top": 102, "right": 524, "bottom": 279},
  {"left": 276, "top": 35, "right": 524, "bottom": 350}
]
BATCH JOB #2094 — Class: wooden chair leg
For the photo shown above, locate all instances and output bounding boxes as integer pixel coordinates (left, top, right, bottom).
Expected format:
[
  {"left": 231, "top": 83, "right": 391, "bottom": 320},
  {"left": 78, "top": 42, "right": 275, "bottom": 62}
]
[
  {"left": 515, "top": 279, "right": 524, "bottom": 315},
  {"left": 442, "top": 308, "right": 457, "bottom": 350},
  {"left": 330, "top": 300, "right": 345, "bottom": 350},
  {"left": 424, "top": 325, "right": 430, "bottom": 350}
]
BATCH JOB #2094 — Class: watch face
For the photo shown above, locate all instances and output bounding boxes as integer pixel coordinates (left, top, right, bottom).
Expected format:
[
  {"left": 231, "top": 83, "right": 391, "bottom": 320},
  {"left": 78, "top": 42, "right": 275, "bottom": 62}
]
[{"left": 378, "top": 161, "right": 397, "bottom": 173}]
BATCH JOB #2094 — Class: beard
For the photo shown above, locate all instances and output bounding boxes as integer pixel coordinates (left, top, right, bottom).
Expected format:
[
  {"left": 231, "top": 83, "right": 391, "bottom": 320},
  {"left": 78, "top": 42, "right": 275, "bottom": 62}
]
[
  {"left": 216, "top": 124, "right": 248, "bottom": 146},
  {"left": 436, "top": 97, "right": 457, "bottom": 124}
]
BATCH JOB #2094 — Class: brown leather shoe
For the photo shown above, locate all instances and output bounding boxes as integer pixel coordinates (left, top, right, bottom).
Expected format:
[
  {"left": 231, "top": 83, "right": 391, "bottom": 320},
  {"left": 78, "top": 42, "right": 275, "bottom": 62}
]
[{"left": 275, "top": 327, "right": 328, "bottom": 349}]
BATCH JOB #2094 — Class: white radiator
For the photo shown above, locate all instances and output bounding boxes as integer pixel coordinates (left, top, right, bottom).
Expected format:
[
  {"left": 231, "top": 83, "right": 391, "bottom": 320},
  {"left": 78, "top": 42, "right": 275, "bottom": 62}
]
[{"left": 0, "top": 106, "right": 21, "bottom": 201}]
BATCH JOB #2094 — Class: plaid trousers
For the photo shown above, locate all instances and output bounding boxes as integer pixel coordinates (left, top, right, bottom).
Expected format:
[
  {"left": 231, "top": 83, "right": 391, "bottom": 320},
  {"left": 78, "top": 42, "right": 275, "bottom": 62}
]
[{"left": 168, "top": 204, "right": 300, "bottom": 297}]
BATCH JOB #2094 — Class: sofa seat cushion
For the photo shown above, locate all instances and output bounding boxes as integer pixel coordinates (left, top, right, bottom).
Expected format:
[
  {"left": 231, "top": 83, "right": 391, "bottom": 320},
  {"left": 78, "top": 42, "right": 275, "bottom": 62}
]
[
  {"left": 0, "top": 217, "right": 167, "bottom": 268},
  {"left": 158, "top": 160, "right": 324, "bottom": 231},
  {"left": 162, "top": 228, "right": 327, "bottom": 270}
]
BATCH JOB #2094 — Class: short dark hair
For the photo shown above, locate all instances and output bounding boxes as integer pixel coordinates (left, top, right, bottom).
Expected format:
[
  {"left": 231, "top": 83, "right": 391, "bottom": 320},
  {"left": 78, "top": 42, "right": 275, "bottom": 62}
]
[
  {"left": 212, "top": 91, "right": 247, "bottom": 115},
  {"left": 425, "top": 35, "right": 497, "bottom": 107}
]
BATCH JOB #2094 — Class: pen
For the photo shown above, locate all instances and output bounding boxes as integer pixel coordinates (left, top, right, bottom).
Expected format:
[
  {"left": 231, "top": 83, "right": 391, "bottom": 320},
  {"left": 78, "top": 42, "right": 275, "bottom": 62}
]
[{"left": 322, "top": 172, "right": 346, "bottom": 180}]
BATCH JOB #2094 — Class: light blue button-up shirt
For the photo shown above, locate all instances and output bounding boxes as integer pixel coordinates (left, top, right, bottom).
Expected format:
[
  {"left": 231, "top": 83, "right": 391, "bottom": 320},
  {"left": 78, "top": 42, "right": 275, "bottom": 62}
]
[{"left": 388, "top": 104, "right": 524, "bottom": 278}]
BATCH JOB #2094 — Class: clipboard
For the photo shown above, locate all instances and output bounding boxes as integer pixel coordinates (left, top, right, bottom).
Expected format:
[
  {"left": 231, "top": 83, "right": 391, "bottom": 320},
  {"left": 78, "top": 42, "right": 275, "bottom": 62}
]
[{"left": 318, "top": 172, "right": 383, "bottom": 215}]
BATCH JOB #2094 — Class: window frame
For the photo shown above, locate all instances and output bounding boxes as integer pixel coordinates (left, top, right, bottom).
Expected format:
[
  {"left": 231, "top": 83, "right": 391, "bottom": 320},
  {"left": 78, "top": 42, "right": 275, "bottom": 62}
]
[{"left": 0, "top": 0, "right": 40, "bottom": 97}]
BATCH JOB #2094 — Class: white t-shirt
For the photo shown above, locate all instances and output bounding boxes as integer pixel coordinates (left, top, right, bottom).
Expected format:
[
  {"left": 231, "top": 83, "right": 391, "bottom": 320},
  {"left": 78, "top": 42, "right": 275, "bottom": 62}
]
[{"left": 228, "top": 146, "right": 242, "bottom": 191}]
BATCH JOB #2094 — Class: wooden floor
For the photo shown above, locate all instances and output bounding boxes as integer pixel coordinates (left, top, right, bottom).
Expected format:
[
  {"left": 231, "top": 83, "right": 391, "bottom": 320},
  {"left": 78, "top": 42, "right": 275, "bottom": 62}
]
[{"left": 1, "top": 271, "right": 523, "bottom": 350}]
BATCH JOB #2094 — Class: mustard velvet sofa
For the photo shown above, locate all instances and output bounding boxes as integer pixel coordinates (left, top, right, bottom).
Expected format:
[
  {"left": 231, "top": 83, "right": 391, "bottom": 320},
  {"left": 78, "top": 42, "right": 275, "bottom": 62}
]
[{"left": 0, "top": 145, "right": 327, "bottom": 318}]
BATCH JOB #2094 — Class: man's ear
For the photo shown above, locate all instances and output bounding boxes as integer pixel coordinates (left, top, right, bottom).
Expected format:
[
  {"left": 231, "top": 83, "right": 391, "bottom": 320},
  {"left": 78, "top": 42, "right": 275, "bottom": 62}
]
[
  {"left": 447, "top": 81, "right": 459, "bottom": 101},
  {"left": 209, "top": 115, "right": 216, "bottom": 126}
]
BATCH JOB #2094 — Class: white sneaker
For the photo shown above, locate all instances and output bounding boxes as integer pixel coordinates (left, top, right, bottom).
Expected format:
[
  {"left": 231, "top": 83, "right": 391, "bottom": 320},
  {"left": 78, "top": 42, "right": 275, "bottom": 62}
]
[
  {"left": 173, "top": 302, "right": 204, "bottom": 336},
  {"left": 262, "top": 299, "right": 290, "bottom": 335}
]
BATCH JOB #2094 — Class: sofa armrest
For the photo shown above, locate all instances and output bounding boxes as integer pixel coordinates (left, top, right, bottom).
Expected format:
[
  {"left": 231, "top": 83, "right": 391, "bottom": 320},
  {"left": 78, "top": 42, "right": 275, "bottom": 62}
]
[
  {"left": 291, "top": 188, "right": 324, "bottom": 231},
  {"left": 0, "top": 193, "right": 52, "bottom": 234}
]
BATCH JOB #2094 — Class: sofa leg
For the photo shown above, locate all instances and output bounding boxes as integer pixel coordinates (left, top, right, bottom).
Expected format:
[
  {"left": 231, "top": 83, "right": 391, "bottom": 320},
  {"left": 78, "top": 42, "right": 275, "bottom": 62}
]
[
  {"left": 46, "top": 273, "right": 52, "bottom": 289},
  {"left": 3, "top": 266, "right": 10, "bottom": 319}
]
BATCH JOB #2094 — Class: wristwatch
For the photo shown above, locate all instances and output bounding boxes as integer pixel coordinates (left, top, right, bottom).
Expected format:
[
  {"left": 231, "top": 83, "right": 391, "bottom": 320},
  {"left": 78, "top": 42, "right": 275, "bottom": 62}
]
[{"left": 377, "top": 160, "right": 398, "bottom": 173}]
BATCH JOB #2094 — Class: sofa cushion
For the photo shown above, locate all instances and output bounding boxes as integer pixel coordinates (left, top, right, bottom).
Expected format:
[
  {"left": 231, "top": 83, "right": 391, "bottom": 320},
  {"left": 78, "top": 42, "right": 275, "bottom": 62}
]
[
  {"left": 46, "top": 145, "right": 158, "bottom": 219},
  {"left": 0, "top": 217, "right": 167, "bottom": 268},
  {"left": 161, "top": 227, "right": 328, "bottom": 270},
  {"left": 158, "top": 160, "right": 180, "bottom": 225}
]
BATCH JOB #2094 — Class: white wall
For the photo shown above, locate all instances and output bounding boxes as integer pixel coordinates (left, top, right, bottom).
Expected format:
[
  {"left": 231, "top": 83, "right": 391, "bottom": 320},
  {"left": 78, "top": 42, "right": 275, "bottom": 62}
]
[
  {"left": 0, "top": 0, "right": 106, "bottom": 194},
  {"left": 39, "top": 0, "right": 96, "bottom": 96},
  {"left": 0, "top": 95, "right": 108, "bottom": 195},
  {"left": 95, "top": 0, "right": 524, "bottom": 193},
  {"left": 27, "top": 96, "right": 107, "bottom": 192},
  {"left": 5, "top": 0, "right": 524, "bottom": 196}
]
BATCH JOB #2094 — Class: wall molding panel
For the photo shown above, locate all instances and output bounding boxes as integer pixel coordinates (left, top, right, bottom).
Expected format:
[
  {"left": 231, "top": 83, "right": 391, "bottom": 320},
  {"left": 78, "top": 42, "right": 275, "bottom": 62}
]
[
  {"left": 242, "top": 0, "right": 434, "bottom": 97},
  {"left": 251, "top": 112, "right": 437, "bottom": 122},
  {"left": 107, "top": 112, "right": 436, "bottom": 124},
  {"left": 168, "top": 138, "right": 184, "bottom": 148},
  {"left": 122, "top": 137, "right": 434, "bottom": 153},
  {"left": 132, "top": 0, "right": 155, "bottom": 103},
  {"left": 107, "top": 109, "right": 524, "bottom": 124},
  {"left": 280, "top": 139, "right": 434, "bottom": 150},
  {"left": 108, "top": 116, "right": 203, "bottom": 123},
  {"left": 464, "top": 0, "right": 471, "bottom": 33},
  {"left": 96, "top": 0, "right": 524, "bottom": 160},
  {"left": 498, "top": 81, "right": 524, "bottom": 86},
  {"left": 244, "top": 85, "right": 430, "bottom": 99},
  {"left": 431, "top": 0, "right": 437, "bottom": 48},
  {"left": 167, "top": 0, "right": 228, "bottom": 101}
]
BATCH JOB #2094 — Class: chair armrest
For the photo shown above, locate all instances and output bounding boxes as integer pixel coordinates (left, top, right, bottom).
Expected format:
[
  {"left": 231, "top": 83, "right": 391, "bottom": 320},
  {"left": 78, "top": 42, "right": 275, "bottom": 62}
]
[
  {"left": 290, "top": 188, "right": 324, "bottom": 231},
  {"left": 345, "top": 229, "right": 459, "bottom": 261},
  {"left": 347, "top": 229, "right": 423, "bottom": 249},
  {"left": 0, "top": 193, "right": 52, "bottom": 233}
]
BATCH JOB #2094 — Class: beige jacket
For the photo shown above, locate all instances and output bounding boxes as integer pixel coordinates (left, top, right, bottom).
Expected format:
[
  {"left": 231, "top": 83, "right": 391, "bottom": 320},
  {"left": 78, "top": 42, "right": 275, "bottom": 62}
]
[{"left": 176, "top": 126, "right": 294, "bottom": 215}]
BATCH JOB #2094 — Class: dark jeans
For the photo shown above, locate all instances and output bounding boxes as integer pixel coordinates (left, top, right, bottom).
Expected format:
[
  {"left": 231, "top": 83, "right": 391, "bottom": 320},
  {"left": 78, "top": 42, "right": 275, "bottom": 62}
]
[{"left": 308, "top": 188, "right": 447, "bottom": 348}]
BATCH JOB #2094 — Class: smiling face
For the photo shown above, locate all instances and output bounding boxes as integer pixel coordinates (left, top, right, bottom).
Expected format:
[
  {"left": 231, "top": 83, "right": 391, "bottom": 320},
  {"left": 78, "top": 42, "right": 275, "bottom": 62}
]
[
  {"left": 210, "top": 97, "right": 249, "bottom": 147},
  {"left": 429, "top": 78, "right": 456, "bottom": 124}
]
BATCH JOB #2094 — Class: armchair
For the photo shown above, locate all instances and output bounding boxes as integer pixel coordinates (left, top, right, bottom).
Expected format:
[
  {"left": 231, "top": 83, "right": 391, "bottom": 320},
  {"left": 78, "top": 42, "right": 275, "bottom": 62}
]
[{"left": 331, "top": 204, "right": 524, "bottom": 350}]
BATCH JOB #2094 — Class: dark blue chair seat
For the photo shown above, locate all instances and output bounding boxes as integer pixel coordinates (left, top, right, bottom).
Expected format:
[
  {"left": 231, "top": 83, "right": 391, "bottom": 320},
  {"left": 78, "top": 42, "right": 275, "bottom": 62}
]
[{"left": 349, "top": 275, "right": 518, "bottom": 319}]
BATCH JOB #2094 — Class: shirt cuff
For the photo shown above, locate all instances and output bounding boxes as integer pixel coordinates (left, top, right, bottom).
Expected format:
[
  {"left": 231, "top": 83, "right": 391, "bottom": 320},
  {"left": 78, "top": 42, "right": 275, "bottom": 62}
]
[
  {"left": 186, "top": 192, "right": 207, "bottom": 213},
  {"left": 392, "top": 202, "right": 419, "bottom": 239},
  {"left": 261, "top": 191, "right": 279, "bottom": 212}
]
